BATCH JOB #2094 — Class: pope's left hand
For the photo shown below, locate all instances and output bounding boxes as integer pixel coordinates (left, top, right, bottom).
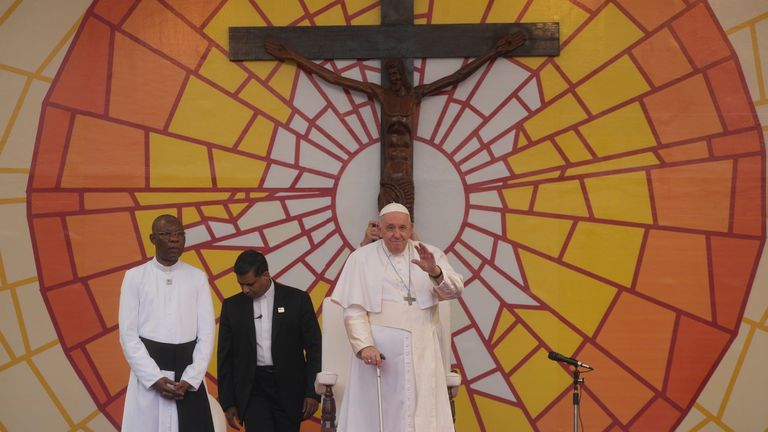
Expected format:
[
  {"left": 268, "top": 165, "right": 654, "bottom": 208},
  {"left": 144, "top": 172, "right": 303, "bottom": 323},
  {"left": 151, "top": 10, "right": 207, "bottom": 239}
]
[
  {"left": 302, "top": 397, "right": 319, "bottom": 419},
  {"left": 412, "top": 242, "right": 441, "bottom": 278}
]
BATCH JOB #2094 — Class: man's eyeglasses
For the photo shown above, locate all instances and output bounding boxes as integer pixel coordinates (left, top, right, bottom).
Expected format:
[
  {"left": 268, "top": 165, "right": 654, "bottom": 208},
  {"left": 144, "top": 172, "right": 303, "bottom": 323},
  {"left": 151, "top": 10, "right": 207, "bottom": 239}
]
[{"left": 154, "top": 231, "right": 186, "bottom": 240}]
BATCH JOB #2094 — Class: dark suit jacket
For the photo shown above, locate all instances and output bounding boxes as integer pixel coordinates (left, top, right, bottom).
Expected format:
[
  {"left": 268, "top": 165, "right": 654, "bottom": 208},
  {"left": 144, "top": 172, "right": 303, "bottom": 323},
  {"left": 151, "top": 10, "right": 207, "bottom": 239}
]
[{"left": 217, "top": 281, "right": 322, "bottom": 420}]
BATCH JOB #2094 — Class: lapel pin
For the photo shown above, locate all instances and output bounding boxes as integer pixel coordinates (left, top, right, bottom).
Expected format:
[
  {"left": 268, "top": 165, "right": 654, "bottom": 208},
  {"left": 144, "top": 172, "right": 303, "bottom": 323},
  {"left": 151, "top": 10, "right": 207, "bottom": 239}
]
[{"left": 278, "top": 307, "right": 285, "bottom": 313}]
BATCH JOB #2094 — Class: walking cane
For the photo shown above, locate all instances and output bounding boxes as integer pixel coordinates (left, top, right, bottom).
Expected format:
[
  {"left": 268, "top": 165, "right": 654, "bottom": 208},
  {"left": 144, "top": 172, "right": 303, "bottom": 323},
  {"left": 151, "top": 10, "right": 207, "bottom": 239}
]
[{"left": 376, "top": 354, "right": 386, "bottom": 432}]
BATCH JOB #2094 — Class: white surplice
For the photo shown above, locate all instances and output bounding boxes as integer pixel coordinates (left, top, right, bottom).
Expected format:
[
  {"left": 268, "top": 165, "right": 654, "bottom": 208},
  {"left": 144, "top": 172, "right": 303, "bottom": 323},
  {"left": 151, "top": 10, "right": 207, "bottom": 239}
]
[
  {"left": 331, "top": 240, "right": 464, "bottom": 432},
  {"left": 119, "top": 258, "right": 215, "bottom": 432}
]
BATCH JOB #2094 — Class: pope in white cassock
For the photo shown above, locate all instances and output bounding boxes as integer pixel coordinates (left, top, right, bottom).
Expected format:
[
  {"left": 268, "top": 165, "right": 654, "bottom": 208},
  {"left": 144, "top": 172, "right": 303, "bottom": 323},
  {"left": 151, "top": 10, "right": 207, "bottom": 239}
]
[
  {"left": 119, "top": 215, "right": 216, "bottom": 432},
  {"left": 331, "top": 203, "right": 464, "bottom": 432}
]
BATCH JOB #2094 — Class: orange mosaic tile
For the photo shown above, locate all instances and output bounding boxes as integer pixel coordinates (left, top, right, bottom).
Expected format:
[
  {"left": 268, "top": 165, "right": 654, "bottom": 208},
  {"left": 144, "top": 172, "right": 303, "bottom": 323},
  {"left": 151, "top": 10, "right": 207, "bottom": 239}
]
[
  {"left": 104, "top": 393, "right": 125, "bottom": 426},
  {"left": 83, "top": 192, "right": 136, "bottom": 210},
  {"left": 651, "top": 160, "right": 732, "bottom": 232},
  {"left": 667, "top": 316, "right": 730, "bottom": 408},
  {"left": 46, "top": 283, "right": 103, "bottom": 347},
  {"left": 628, "top": 397, "right": 682, "bottom": 430},
  {"left": 86, "top": 330, "right": 131, "bottom": 397},
  {"left": 631, "top": 28, "right": 692, "bottom": 87},
  {"left": 165, "top": 0, "right": 221, "bottom": 27},
  {"left": 643, "top": 75, "right": 723, "bottom": 144},
  {"left": 656, "top": 141, "right": 710, "bottom": 163},
  {"left": 66, "top": 212, "right": 143, "bottom": 277},
  {"left": 109, "top": 33, "right": 187, "bottom": 129},
  {"left": 32, "top": 217, "right": 74, "bottom": 287},
  {"left": 70, "top": 348, "right": 109, "bottom": 404},
  {"left": 29, "top": 192, "right": 80, "bottom": 214},
  {"left": 710, "top": 236, "right": 762, "bottom": 330},
  {"left": 707, "top": 60, "right": 758, "bottom": 131},
  {"left": 31, "top": 107, "right": 71, "bottom": 189},
  {"left": 596, "top": 293, "right": 675, "bottom": 390},
  {"left": 88, "top": 271, "right": 126, "bottom": 328},
  {"left": 123, "top": 0, "right": 209, "bottom": 69},
  {"left": 615, "top": 0, "right": 685, "bottom": 31},
  {"left": 93, "top": 0, "right": 135, "bottom": 25},
  {"left": 636, "top": 230, "right": 711, "bottom": 319},
  {"left": 61, "top": 116, "right": 146, "bottom": 188},
  {"left": 732, "top": 156, "right": 764, "bottom": 236},
  {"left": 671, "top": 3, "right": 731, "bottom": 69},
  {"left": 711, "top": 130, "right": 762, "bottom": 157},
  {"left": 48, "top": 18, "right": 111, "bottom": 114},
  {"left": 577, "top": 343, "right": 655, "bottom": 425}
]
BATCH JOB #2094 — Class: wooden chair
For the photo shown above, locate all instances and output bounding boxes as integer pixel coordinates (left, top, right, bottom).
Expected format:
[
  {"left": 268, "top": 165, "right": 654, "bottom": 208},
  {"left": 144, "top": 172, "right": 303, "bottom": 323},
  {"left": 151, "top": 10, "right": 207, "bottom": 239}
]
[{"left": 315, "top": 298, "right": 460, "bottom": 431}]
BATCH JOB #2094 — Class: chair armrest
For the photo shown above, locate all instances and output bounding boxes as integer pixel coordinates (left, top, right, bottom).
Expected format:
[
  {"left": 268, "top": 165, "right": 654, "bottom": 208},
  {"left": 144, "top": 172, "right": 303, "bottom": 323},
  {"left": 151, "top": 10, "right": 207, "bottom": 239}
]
[
  {"left": 315, "top": 371, "right": 338, "bottom": 395},
  {"left": 446, "top": 372, "right": 461, "bottom": 398}
]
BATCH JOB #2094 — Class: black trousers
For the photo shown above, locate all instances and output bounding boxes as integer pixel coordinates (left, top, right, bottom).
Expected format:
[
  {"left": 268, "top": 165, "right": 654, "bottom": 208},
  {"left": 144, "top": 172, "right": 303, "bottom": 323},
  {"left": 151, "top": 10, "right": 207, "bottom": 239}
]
[{"left": 244, "top": 367, "right": 300, "bottom": 432}]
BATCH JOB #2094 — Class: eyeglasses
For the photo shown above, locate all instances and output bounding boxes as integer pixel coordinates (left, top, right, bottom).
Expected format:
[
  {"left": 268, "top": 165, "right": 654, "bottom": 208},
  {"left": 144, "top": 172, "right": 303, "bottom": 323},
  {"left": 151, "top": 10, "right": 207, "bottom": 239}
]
[{"left": 154, "top": 231, "right": 186, "bottom": 240}]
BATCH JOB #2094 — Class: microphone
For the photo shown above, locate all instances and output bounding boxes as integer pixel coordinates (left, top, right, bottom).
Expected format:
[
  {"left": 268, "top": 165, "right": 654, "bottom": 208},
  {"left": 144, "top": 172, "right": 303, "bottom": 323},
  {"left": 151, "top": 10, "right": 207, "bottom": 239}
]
[
  {"left": 255, "top": 314, "right": 263, "bottom": 320},
  {"left": 548, "top": 351, "right": 593, "bottom": 370}
]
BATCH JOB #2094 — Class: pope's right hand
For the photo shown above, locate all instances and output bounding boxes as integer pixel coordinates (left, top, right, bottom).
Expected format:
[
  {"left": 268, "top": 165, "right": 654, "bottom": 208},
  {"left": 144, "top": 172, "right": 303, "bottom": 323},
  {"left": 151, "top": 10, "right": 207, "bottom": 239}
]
[
  {"left": 225, "top": 406, "right": 242, "bottom": 430},
  {"left": 358, "top": 346, "right": 384, "bottom": 367}
]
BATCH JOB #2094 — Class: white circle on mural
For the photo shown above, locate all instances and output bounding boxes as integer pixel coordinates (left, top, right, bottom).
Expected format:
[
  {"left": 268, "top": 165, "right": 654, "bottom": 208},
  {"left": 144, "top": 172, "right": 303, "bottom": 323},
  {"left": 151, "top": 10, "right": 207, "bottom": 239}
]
[{"left": 335, "top": 143, "right": 465, "bottom": 250}]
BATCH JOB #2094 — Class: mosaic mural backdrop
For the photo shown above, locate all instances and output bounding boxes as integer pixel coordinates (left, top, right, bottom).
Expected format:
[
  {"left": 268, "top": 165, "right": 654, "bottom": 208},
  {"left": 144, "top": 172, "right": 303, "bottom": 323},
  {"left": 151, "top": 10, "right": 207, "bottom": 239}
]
[{"left": 1, "top": 0, "right": 767, "bottom": 431}]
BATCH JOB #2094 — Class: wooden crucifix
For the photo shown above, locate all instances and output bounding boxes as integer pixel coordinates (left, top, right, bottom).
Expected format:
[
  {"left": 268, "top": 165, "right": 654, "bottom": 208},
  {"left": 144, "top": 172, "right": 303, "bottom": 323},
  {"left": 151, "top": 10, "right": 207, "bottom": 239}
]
[{"left": 229, "top": 0, "right": 559, "bottom": 219}]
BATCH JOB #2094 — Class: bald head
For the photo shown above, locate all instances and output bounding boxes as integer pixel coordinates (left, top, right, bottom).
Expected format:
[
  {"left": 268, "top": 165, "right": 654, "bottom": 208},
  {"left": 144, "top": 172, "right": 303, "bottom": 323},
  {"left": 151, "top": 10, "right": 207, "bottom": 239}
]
[{"left": 152, "top": 214, "right": 181, "bottom": 233}]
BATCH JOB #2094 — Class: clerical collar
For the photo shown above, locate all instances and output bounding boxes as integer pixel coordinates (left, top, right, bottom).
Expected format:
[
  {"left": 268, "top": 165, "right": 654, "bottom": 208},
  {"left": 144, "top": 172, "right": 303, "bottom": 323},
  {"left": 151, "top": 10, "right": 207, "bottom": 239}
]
[
  {"left": 152, "top": 257, "right": 183, "bottom": 286},
  {"left": 151, "top": 257, "right": 182, "bottom": 272}
]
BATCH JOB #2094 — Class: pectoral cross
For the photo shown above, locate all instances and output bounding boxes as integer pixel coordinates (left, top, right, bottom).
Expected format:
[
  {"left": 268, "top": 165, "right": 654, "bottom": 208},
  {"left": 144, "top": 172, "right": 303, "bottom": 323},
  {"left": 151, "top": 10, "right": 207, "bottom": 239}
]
[{"left": 404, "top": 293, "right": 416, "bottom": 306}]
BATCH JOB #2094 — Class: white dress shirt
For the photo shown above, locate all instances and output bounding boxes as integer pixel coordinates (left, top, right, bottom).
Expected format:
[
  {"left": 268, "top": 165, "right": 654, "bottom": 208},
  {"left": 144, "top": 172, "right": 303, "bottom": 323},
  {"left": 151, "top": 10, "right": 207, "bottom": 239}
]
[{"left": 253, "top": 281, "right": 275, "bottom": 366}]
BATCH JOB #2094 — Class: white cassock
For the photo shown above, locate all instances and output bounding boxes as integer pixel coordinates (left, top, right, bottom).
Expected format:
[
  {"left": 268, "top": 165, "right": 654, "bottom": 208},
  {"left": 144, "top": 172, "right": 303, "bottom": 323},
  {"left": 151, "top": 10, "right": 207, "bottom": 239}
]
[
  {"left": 331, "top": 239, "right": 464, "bottom": 432},
  {"left": 119, "top": 258, "right": 215, "bottom": 432}
]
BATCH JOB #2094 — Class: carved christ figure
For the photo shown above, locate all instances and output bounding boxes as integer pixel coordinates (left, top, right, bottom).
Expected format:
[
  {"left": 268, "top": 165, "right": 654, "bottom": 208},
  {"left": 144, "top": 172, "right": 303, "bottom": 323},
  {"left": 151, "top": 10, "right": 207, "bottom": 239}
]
[{"left": 265, "top": 32, "right": 526, "bottom": 219}]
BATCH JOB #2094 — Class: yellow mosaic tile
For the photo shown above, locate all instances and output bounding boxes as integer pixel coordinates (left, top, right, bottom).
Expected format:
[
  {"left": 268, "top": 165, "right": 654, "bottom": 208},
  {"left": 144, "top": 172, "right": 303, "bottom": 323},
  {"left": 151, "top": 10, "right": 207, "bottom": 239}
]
[
  {"left": 576, "top": 55, "right": 650, "bottom": 114},
  {"left": 564, "top": 221, "right": 644, "bottom": 286},
  {"left": 505, "top": 213, "right": 572, "bottom": 257},
  {"left": 169, "top": 77, "right": 253, "bottom": 147},
  {"left": 509, "top": 348, "right": 571, "bottom": 418},
  {"left": 578, "top": 103, "right": 657, "bottom": 157},
  {"left": 212, "top": 149, "right": 267, "bottom": 188},
  {"left": 555, "top": 4, "right": 643, "bottom": 83},
  {"left": 583, "top": 171, "right": 654, "bottom": 224},
  {"left": 150, "top": 134, "right": 212, "bottom": 188},
  {"left": 533, "top": 179, "right": 589, "bottom": 217},
  {"left": 519, "top": 250, "right": 617, "bottom": 335}
]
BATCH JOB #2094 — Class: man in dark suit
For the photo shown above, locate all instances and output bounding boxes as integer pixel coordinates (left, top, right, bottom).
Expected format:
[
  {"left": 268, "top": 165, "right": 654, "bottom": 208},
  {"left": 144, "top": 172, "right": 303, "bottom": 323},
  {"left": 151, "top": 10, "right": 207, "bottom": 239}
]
[{"left": 217, "top": 250, "right": 322, "bottom": 431}]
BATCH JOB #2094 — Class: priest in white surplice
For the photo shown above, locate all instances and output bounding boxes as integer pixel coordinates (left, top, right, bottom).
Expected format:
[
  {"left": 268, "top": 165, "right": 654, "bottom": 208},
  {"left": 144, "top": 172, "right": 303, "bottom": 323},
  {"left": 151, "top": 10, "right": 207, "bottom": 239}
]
[
  {"left": 119, "top": 214, "right": 215, "bottom": 432},
  {"left": 331, "top": 203, "right": 464, "bottom": 432}
]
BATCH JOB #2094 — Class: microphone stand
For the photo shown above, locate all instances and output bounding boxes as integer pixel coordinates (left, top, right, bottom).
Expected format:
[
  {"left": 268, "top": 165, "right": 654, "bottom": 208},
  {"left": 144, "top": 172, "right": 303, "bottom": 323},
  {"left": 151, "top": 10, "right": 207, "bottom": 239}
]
[{"left": 571, "top": 368, "right": 584, "bottom": 432}]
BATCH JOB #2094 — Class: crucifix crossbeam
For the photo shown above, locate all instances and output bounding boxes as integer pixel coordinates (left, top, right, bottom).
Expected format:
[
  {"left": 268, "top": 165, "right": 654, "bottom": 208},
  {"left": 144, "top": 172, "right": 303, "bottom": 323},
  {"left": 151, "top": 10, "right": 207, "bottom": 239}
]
[{"left": 229, "top": 22, "right": 559, "bottom": 60}]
